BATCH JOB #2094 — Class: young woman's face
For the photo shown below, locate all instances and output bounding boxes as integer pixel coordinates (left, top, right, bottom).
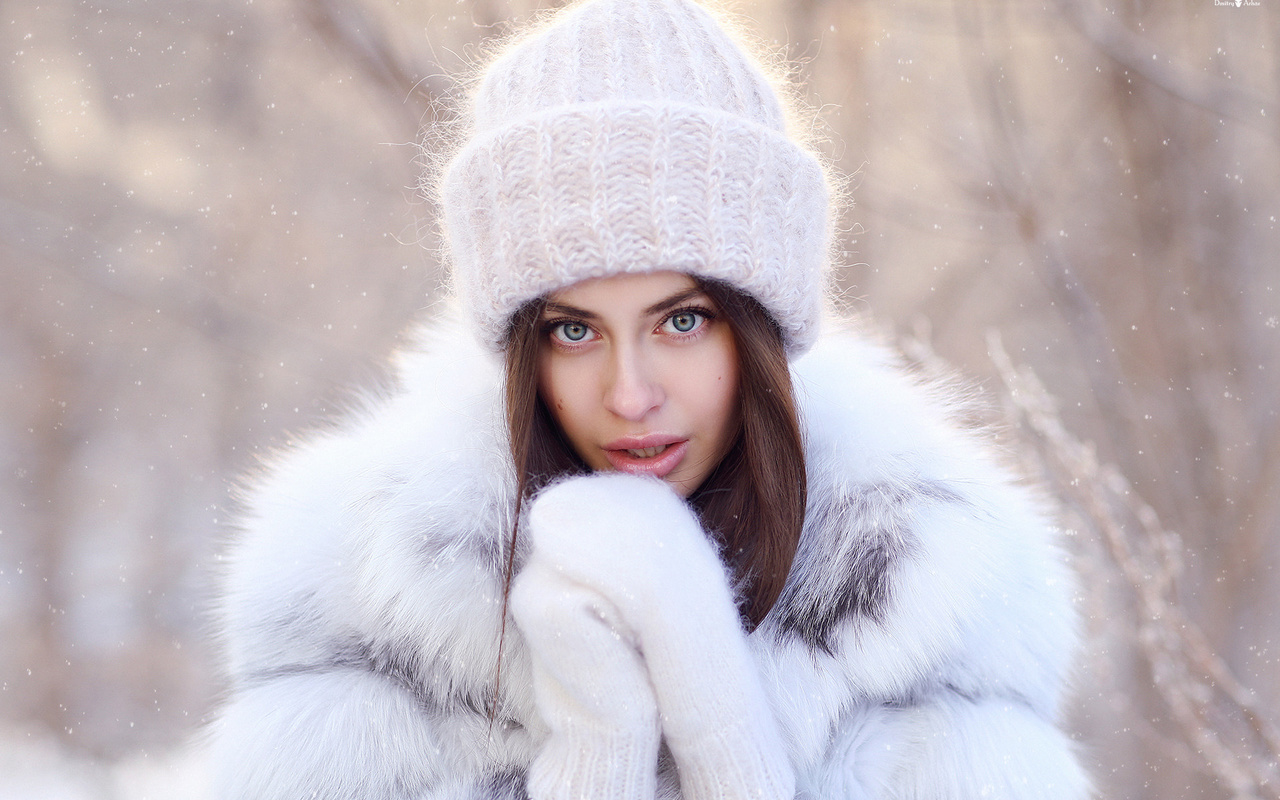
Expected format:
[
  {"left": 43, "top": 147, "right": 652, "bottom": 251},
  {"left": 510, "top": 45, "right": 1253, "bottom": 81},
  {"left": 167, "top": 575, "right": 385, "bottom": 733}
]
[{"left": 536, "top": 271, "right": 740, "bottom": 497}]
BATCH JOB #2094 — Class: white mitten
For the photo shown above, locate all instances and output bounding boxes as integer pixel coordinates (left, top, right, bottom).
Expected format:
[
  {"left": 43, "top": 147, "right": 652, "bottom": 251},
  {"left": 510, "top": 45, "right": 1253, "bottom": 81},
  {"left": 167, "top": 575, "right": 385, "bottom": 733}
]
[
  {"left": 526, "top": 473, "right": 796, "bottom": 800},
  {"left": 511, "top": 558, "right": 660, "bottom": 800}
]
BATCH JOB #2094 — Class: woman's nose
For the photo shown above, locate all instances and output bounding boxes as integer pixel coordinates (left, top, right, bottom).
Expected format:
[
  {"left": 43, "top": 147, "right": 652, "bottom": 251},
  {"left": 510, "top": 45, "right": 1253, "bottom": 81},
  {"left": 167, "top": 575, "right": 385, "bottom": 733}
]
[{"left": 603, "top": 346, "right": 664, "bottom": 421}]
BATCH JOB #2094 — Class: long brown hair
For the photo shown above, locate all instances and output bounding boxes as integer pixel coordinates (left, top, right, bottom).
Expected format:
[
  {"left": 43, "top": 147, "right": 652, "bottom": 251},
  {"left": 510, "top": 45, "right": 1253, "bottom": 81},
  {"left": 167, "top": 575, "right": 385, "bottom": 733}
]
[{"left": 499, "top": 277, "right": 806, "bottom": 631}]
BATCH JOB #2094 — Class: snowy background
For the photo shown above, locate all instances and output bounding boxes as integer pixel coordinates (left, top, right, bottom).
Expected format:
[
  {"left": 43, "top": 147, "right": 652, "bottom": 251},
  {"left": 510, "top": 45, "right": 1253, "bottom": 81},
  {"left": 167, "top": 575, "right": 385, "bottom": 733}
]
[{"left": 2, "top": 0, "right": 1277, "bottom": 796}]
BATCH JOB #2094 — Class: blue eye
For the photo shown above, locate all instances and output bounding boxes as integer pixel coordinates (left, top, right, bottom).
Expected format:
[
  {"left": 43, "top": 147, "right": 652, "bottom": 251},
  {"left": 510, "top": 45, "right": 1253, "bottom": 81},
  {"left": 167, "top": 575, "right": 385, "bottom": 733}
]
[
  {"left": 672, "top": 312, "right": 697, "bottom": 332},
  {"left": 555, "top": 321, "right": 591, "bottom": 342},
  {"left": 665, "top": 310, "right": 704, "bottom": 334}
]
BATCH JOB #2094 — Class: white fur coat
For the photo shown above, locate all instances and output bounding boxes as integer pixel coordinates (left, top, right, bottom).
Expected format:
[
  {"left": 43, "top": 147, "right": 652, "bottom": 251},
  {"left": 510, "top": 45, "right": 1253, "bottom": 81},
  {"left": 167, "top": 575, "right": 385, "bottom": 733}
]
[{"left": 210, "top": 312, "right": 1089, "bottom": 799}]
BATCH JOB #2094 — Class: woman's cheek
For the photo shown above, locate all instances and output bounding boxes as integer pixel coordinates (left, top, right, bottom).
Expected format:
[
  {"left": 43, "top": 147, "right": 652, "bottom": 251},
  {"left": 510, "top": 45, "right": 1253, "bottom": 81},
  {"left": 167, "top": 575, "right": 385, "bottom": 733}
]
[{"left": 543, "top": 361, "right": 595, "bottom": 439}]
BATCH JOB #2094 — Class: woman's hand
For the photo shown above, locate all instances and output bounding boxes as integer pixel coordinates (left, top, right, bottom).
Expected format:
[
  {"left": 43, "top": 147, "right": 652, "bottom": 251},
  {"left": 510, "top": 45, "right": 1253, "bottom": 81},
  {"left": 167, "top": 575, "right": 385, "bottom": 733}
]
[
  {"left": 524, "top": 472, "right": 726, "bottom": 620},
  {"left": 512, "top": 561, "right": 660, "bottom": 800},
  {"left": 523, "top": 473, "right": 796, "bottom": 800}
]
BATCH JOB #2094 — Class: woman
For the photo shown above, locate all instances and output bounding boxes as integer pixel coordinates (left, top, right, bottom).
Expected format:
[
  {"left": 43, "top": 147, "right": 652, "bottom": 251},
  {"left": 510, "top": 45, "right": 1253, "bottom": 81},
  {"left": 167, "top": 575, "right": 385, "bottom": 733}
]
[{"left": 210, "top": 0, "right": 1090, "bottom": 797}]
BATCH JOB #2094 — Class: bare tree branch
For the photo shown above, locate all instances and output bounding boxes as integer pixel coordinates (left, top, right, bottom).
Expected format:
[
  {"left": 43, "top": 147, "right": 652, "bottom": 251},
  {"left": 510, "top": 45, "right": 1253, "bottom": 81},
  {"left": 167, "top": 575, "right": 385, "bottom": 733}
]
[
  {"left": 297, "top": 0, "right": 453, "bottom": 130},
  {"left": 1053, "top": 0, "right": 1278, "bottom": 136},
  {"left": 951, "top": 0, "right": 1144, "bottom": 463},
  {"left": 987, "top": 332, "right": 1280, "bottom": 799}
]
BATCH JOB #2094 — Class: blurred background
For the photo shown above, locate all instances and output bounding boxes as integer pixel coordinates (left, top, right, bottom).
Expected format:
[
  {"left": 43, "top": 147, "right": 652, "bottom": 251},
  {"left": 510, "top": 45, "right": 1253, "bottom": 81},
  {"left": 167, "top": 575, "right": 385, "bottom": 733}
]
[{"left": 2, "top": 0, "right": 1277, "bottom": 796}]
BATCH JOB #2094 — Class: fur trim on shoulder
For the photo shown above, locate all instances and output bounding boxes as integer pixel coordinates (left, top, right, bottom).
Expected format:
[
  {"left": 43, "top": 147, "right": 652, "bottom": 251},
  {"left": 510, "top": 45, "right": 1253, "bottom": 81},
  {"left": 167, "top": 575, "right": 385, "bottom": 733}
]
[
  {"left": 761, "top": 328, "right": 1080, "bottom": 766},
  {"left": 216, "top": 307, "right": 538, "bottom": 790}
]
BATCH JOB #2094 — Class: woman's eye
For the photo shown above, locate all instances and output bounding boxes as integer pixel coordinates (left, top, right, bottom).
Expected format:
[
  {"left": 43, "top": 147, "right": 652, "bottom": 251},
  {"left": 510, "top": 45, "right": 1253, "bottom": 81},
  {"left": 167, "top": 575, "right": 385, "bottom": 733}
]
[
  {"left": 552, "top": 321, "right": 593, "bottom": 343},
  {"left": 665, "top": 311, "right": 704, "bottom": 334}
]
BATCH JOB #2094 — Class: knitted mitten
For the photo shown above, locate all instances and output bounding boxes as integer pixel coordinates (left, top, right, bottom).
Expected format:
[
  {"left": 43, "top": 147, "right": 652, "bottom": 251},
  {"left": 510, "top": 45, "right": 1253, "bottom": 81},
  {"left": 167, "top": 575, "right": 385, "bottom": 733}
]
[
  {"left": 525, "top": 473, "right": 796, "bottom": 800},
  {"left": 512, "top": 559, "right": 660, "bottom": 800}
]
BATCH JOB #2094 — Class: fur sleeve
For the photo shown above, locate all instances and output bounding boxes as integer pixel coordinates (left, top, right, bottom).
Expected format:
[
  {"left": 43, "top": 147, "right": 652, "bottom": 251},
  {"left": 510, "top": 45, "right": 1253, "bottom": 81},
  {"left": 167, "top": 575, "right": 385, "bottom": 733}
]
[
  {"left": 802, "top": 694, "right": 1090, "bottom": 799},
  {"left": 209, "top": 313, "right": 540, "bottom": 798},
  {"left": 761, "top": 330, "right": 1089, "bottom": 797},
  {"left": 209, "top": 670, "right": 529, "bottom": 800}
]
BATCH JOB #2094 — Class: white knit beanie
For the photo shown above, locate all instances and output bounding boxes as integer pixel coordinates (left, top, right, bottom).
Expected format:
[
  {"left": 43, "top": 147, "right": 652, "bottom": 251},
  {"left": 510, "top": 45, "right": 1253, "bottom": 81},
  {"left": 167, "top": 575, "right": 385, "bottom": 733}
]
[{"left": 442, "top": 0, "right": 831, "bottom": 356}]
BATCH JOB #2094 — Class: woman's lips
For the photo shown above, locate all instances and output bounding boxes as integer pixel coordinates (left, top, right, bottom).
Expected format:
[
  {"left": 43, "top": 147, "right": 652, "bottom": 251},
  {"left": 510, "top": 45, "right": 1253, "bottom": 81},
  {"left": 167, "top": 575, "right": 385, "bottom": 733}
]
[{"left": 602, "top": 437, "right": 689, "bottom": 479}]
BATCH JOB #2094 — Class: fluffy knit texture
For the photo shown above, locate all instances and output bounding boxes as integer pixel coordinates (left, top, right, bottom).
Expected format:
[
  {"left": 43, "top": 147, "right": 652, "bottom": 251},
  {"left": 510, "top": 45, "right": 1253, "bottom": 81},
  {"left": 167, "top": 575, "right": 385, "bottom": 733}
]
[
  {"left": 441, "top": 0, "right": 830, "bottom": 356},
  {"left": 517, "top": 476, "right": 796, "bottom": 800},
  {"left": 512, "top": 563, "right": 661, "bottom": 800},
  {"left": 209, "top": 308, "right": 1091, "bottom": 799}
]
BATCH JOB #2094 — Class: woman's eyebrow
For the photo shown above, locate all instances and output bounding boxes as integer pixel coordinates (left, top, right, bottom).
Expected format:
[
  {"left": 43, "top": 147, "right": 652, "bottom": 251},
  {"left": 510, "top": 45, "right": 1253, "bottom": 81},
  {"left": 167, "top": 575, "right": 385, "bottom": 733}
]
[
  {"left": 541, "top": 288, "right": 709, "bottom": 321},
  {"left": 643, "top": 288, "right": 707, "bottom": 316},
  {"left": 540, "top": 301, "right": 600, "bottom": 320}
]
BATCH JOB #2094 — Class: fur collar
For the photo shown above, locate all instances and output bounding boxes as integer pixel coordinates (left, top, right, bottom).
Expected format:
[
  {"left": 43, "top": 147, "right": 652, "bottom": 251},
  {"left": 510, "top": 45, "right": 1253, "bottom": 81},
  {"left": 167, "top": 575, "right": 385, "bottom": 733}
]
[{"left": 220, "top": 308, "right": 1078, "bottom": 775}]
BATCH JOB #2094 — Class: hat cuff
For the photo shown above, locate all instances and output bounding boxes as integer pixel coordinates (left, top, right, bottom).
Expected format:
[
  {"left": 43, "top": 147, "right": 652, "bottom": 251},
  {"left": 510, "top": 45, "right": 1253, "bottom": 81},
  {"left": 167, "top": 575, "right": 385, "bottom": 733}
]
[{"left": 443, "top": 101, "right": 829, "bottom": 356}]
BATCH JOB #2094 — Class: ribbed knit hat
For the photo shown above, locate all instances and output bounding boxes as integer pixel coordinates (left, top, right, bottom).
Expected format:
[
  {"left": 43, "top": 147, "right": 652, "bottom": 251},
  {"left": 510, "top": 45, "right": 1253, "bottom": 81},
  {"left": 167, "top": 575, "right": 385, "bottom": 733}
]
[{"left": 442, "top": 0, "right": 830, "bottom": 356}]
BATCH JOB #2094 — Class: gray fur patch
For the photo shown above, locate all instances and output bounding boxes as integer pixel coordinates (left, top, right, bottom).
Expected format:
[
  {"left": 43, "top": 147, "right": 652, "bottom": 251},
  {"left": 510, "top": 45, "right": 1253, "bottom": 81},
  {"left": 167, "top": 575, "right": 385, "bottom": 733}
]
[
  {"left": 655, "top": 742, "right": 681, "bottom": 800},
  {"left": 363, "top": 640, "right": 510, "bottom": 723},
  {"left": 363, "top": 640, "right": 437, "bottom": 711},
  {"left": 484, "top": 768, "right": 529, "bottom": 799},
  {"left": 242, "top": 637, "right": 503, "bottom": 725},
  {"left": 773, "top": 478, "right": 963, "bottom": 653},
  {"left": 404, "top": 502, "right": 512, "bottom": 580}
]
